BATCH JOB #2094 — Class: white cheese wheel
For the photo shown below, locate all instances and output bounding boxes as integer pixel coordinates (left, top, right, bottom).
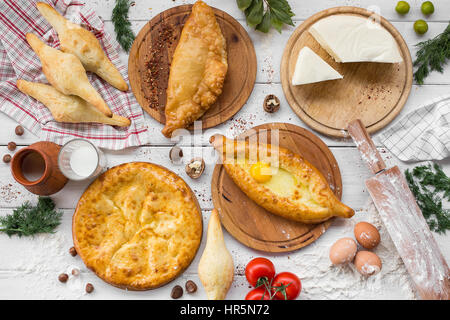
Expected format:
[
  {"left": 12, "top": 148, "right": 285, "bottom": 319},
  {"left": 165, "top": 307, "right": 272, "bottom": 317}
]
[{"left": 309, "top": 15, "right": 403, "bottom": 63}]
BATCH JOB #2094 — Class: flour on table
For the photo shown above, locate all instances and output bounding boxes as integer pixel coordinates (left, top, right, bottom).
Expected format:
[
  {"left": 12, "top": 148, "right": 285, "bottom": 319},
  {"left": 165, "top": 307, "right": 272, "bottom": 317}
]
[{"left": 296, "top": 199, "right": 417, "bottom": 300}]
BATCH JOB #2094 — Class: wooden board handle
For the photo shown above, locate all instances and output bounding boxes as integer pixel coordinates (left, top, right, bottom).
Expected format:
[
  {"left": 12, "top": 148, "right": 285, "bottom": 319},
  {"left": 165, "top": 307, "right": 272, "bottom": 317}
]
[{"left": 347, "top": 119, "right": 386, "bottom": 174}]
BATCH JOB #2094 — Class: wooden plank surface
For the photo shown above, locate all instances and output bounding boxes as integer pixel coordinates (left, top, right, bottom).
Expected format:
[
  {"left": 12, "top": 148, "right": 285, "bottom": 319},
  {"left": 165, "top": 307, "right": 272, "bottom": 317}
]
[{"left": 0, "top": 0, "right": 449, "bottom": 300}]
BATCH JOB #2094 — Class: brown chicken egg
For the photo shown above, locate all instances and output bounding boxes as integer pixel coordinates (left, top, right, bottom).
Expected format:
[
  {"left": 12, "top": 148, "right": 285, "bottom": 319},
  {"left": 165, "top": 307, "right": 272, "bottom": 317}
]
[
  {"left": 354, "top": 251, "right": 382, "bottom": 276},
  {"left": 354, "top": 222, "right": 380, "bottom": 249},
  {"left": 329, "top": 237, "right": 357, "bottom": 265}
]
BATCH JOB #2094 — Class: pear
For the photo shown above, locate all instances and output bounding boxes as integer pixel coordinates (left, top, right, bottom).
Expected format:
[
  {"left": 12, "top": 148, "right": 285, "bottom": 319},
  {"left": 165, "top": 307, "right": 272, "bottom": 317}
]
[{"left": 198, "top": 209, "right": 234, "bottom": 300}]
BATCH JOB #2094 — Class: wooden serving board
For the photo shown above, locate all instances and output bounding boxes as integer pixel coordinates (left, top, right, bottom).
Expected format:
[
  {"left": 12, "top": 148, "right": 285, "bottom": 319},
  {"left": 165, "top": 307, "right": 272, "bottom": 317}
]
[
  {"left": 128, "top": 4, "right": 257, "bottom": 130},
  {"left": 281, "top": 6, "right": 413, "bottom": 138},
  {"left": 211, "top": 123, "right": 343, "bottom": 253}
]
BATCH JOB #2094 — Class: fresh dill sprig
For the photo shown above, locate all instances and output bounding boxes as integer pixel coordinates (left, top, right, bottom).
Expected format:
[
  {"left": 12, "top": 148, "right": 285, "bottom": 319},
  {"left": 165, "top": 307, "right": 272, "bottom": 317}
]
[
  {"left": 0, "top": 197, "right": 63, "bottom": 237},
  {"left": 405, "top": 164, "right": 450, "bottom": 234},
  {"left": 112, "top": 0, "right": 135, "bottom": 52},
  {"left": 413, "top": 23, "right": 450, "bottom": 85}
]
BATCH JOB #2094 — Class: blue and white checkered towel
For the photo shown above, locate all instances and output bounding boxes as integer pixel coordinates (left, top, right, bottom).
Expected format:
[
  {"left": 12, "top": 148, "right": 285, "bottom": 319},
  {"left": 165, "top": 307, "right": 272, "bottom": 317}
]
[{"left": 379, "top": 94, "right": 450, "bottom": 162}]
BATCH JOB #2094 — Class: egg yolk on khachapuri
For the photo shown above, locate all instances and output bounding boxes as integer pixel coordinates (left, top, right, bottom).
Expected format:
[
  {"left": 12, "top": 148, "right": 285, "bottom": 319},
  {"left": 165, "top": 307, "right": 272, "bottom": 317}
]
[{"left": 249, "top": 161, "right": 297, "bottom": 198}]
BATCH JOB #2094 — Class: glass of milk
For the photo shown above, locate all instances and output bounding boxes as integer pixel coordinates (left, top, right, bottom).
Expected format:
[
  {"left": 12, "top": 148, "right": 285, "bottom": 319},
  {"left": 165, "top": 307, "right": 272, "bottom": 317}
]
[{"left": 58, "top": 139, "right": 106, "bottom": 181}]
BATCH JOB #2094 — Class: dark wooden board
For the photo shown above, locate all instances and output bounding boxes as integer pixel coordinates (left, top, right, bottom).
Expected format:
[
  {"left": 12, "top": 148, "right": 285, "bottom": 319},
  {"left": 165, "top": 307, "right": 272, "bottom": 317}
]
[
  {"left": 128, "top": 4, "right": 257, "bottom": 130},
  {"left": 211, "top": 123, "right": 344, "bottom": 253}
]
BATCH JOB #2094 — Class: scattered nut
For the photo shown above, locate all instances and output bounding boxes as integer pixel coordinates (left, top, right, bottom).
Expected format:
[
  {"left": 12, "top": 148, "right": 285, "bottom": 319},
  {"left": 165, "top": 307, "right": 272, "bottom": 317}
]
[
  {"left": 71, "top": 268, "right": 80, "bottom": 276},
  {"left": 169, "top": 146, "right": 183, "bottom": 164},
  {"left": 85, "top": 283, "right": 94, "bottom": 293},
  {"left": 7, "top": 142, "right": 16, "bottom": 151},
  {"left": 185, "top": 158, "right": 205, "bottom": 179},
  {"left": 185, "top": 280, "right": 197, "bottom": 293},
  {"left": 15, "top": 125, "right": 24, "bottom": 136},
  {"left": 171, "top": 285, "right": 183, "bottom": 299},
  {"left": 263, "top": 94, "right": 280, "bottom": 113},
  {"left": 58, "top": 273, "right": 69, "bottom": 283},
  {"left": 3, "top": 154, "right": 11, "bottom": 163},
  {"left": 69, "top": 246, "right": 77, "bottom": 257}
]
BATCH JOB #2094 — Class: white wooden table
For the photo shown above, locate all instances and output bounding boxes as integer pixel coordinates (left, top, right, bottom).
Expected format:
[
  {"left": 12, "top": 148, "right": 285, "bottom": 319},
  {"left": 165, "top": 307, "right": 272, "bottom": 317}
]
[{"left": 1, "top": 0, "right": 449, "bottom": 300}]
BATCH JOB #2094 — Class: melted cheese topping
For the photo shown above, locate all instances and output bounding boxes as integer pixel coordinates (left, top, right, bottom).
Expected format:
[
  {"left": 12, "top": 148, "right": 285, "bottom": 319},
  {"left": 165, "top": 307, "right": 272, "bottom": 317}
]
[{"left": 72, "top": 162, "right": 202, "bottom": 290}]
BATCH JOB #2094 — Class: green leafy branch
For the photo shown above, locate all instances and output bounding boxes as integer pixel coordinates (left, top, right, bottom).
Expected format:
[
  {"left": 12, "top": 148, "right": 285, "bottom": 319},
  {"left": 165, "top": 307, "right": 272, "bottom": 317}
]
[
  {"left": 112, "top": 0, "right": 135, "bottom": 52},
  {"left": 413, "top": 23, "right": 450, "bottom": 84},
  {"left": 405, "top": 163, "right": 450, "bottom": 234},
  {"left": 0, "top": 197, "right": 62, "bottom": 237},
  {"left": 237, "top": 0, "right": 295, "bottom": 33}
]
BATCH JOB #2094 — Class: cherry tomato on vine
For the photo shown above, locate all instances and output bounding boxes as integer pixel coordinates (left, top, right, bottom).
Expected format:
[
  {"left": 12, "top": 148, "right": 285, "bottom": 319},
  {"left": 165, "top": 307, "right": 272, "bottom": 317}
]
[
  {"left": 245, "top": 287, "right": 272, "bottom": 300},
  {"left": 245, "top": 257, "right": 276, "bottom": 287},
  {"left": 271, "top": 272, "right": 301, "bottom": 300}
]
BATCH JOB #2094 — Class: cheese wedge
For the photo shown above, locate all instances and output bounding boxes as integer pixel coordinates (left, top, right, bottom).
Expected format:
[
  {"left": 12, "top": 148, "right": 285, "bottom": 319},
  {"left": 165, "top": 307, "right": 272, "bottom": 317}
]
[
  {"left": 292, "top": 46, "right": 343, "bottom": 85},
  {"left": 309, "top": 15, "right": 403, "bottom": 63}
]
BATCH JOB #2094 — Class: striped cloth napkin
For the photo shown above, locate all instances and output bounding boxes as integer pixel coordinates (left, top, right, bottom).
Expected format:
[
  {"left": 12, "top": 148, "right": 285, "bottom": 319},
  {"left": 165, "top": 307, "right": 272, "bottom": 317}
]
[
  {"left": 379, "top": 94, "right": 450, "bottom": 161},
  {"left": 0, "top": 0, "right": 149, "bottom": 150}
]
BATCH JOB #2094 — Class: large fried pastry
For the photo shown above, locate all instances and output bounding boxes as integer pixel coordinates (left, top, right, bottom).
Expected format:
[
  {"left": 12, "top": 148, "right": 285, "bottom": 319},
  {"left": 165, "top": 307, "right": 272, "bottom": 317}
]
[
  {"left": 36, "top": 2, "right": 128, "bottom": 91},
  {"left": 210, "top": 134, "right": 354, "bottom": 224},
  {"left": 26, "top": 33, "right": 112, "bottom": 117},
  {"left": 17, "top": 80, "right": 130, "bottom": 127},
  {"left": 162, "top": 0, "right": 228, "bottom": 138},
  {"left": 73, "top": 163, "right": 202, "bottom": 290}
]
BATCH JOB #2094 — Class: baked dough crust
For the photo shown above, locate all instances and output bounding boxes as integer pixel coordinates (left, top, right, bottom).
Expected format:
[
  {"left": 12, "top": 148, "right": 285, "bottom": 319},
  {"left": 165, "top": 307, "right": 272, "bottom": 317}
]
[
  {"left": 72, "top": 162, "right": 202, "bottom": 290},
  {"left": 211, "top": 135, "right": 354, "bottom": 224},
  {"left": 36, "top": 2, "right": 128, "bottom": 91},
  {"left": 17, "top": 80, "right": 130, "bottom": 127},
  {"left": 162, "top": 0, "right": 228, "bottom": 137}
]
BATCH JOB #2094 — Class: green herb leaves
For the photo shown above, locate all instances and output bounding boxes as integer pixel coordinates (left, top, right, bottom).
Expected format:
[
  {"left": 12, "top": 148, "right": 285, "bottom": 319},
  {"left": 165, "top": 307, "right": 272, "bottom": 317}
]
[
  {"left": 405, "top": 163, "right": 450, "bottom": 234},
  {"left": 413, "top": 23, "right": 450, "bottom": 84},
  {"left": 0, "top": 197, "right": 62, "bottom": 237},
  {"left": 237, "top": 0, "right": 295, "bottom": 33},
  {"left": 112, "top": 0, "right": 135, "bottom": 52}
]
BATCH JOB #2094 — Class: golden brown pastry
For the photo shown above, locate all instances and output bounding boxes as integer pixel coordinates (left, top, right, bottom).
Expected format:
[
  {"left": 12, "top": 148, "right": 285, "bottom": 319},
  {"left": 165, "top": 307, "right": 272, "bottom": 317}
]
[
  {"left": 26, "top": 33, "right": 112, "bottom": 117},
  {"left": 210, "top": 134, "right": 355, "bottom": 224},
  {"left": 198, "top": 209, "right": 234, "bottom": 300},
  {"left": 36, "top": 2, "right": 128, "bottom": 92},
  {"left": 162, "top": 0, "right": 228, "bottom": 138},
  {"left": 73, "top": 162, "right": 203, "bottom": 290},
  {"left": 17, "top": 80, "right": 130, "bottom": 127}
]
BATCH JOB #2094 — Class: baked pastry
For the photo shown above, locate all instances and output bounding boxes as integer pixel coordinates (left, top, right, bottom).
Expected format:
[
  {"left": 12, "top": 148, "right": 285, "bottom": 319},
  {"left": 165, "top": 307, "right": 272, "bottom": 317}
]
[
  {"left": 36, "top": 2, "right": 128, "bottom": 91},
  {"left": 210, "top": 134, "right": 354, "bottom": 224},
  {"left": 26, "top": 33, "right": 112, "bottom": 117},
  {"left": 198, "top": 209, "right": 234, "bottom": 300},
  {"left": 72, "top": 162, "right": 202, "bottom": 290},
  {"left": 17, "top": 80, "right": 130, "bottom": 127},
  {"left": 162, "top": 0, "right": 228, "bottom": 138}
]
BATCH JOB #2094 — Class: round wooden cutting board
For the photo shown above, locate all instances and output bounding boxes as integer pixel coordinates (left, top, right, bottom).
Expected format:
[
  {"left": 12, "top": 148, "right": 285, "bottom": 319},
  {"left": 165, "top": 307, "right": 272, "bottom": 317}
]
[
  {"left": 128, "top": 4, "right": 257, "bottom": 130},
  {"left": 281, "top": 7, "right": 413, "bottom": 138},
  {"left": 211, "top": 123, "right": 343, "bottom": 253}
]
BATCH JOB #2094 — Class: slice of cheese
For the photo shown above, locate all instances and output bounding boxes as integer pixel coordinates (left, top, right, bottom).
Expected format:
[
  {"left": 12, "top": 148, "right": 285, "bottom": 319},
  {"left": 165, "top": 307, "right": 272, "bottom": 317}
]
[
  {"left": 292, "top": 46, "right": 343, "bottom": 85},
  {"left": 309, "top": 15, "right": 402, "bottom": 63}
]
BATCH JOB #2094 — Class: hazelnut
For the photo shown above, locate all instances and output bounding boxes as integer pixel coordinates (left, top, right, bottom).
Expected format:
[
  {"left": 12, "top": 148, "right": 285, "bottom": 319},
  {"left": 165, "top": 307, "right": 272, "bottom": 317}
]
[
  {"left": 71, "top": 268, "right": 80, "bottom": 276},
  {"left": 85, "top": 283, "right": 94, "bottom": 293},
  {"left": 69, "top": 246, "right": 77, "bottom": 257},
  {"left": 263, "top": 94, "right": 280, "bottom": 113},
  {"left": 171, "top": 285, "right": 183, "bottom": 299},
  {"left": 185, "top": 158, "right": 205, "bottom": 179},
  {"left": 169, "top": 146, "right": 183, "bottom": 164},
  {"left": 185, "top": 280, "right": 197, "bottom": 293},
  {"left": 15, "top": 125, "right": 24, "bottom": 136},
  {"left": 7, "top": 142, "right": 16, "bottom": 151},
  {"left": 3, "top": 154, "right": 11, "bottom": 163},
  {"left": 58, "top": 273, "right": 69, "bottom": 283}
]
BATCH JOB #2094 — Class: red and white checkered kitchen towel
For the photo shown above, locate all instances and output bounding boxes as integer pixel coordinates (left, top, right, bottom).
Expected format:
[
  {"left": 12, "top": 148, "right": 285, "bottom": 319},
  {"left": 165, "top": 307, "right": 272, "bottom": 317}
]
[{"left": 0, "top": 0, "right": 149, "bottom": 150}]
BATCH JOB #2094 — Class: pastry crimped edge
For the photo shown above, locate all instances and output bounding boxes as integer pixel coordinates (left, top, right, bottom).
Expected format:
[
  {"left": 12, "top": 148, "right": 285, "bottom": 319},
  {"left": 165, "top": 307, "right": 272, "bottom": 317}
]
[
  {"left": 211, "top": 134, "right": 354, "bottom": 224},
  {"left": 72, "top": 162, "right": 203, "bottom": 290}
]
